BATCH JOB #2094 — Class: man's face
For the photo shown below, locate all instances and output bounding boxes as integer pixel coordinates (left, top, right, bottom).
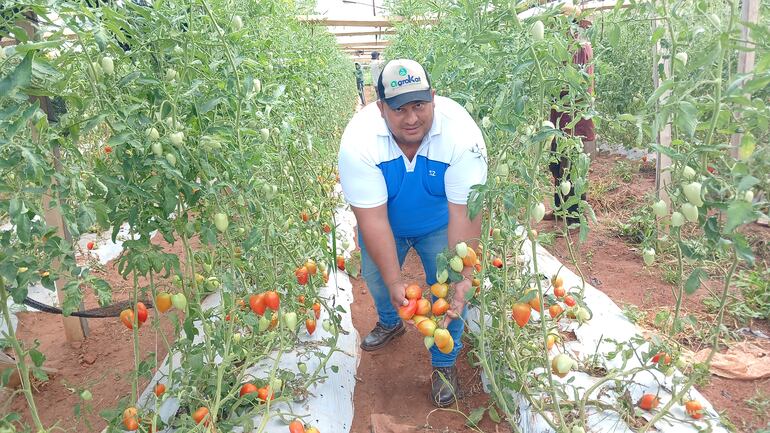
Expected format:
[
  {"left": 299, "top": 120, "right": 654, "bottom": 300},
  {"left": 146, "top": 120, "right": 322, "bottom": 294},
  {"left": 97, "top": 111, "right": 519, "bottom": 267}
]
[{"left": 377, "top": 91, "right": 436, "bottom": 148}]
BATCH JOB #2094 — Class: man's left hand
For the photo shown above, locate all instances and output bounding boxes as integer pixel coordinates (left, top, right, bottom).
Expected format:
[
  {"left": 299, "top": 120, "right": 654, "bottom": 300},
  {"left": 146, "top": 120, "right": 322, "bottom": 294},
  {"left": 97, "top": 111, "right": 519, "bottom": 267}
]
[{"left": 443, "top": 278, "right": 472, "bottom": 327}]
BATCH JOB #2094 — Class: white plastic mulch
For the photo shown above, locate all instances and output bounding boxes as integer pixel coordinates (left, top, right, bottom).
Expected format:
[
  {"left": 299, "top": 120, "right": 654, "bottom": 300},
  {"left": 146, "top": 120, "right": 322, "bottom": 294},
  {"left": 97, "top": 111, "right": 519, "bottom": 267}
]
[{"left": 467, "top": 234, "right": 728, "bottom": 433}]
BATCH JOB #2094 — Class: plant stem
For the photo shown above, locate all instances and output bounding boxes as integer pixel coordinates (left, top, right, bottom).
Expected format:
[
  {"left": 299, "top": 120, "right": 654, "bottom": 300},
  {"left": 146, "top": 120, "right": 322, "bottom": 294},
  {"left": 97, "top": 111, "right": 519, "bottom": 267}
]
[
  {"left": 0, "top": 280, "right": 46, "bottom": 431},
  {"left": 669, "top": 229, "right": 685, "bottom": 336}
]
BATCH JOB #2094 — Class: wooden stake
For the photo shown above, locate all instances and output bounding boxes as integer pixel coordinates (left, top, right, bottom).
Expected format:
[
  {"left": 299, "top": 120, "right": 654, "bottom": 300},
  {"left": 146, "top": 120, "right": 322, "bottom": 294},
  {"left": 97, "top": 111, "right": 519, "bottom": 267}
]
[
  {"left": 729, "top": 0, "right": 760, "bottom": 159},
  {"left": 652, "top": 20, "right": 672, "bottom": 206},
  {"left": 19, "top": 14, "right": 88, "bottom": 341}
]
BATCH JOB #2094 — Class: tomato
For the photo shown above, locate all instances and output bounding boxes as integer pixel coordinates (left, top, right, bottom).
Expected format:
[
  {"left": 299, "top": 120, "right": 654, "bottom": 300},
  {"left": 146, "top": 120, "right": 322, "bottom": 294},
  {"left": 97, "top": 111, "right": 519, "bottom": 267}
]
[
  {"left": 283, "top": 311, "right": 298, "bottom": 330},
  {"left": 553, "top": 285, "right": 566, "bottom": 298},
  {"left": 431, "top": 298, "right": 450, "bottom": 316},
  {"left": 638, "top": 394, "right": 659, "bottom": 411},
  {"left": 289, "top": 420, "right": 306, "bottom": 433},
  {"left": 651, "top": 352, "right": 671, "bottom": 365},
  {"left": 433, "top": 328, "right": 452, "bottom": 350},
  {"left": 192, "top": 406, "right": 209, "bottom": 425},
  {"left": 250, "top": 293, "right": 267, "bottom": 315},
  {"left": 240, "top": 383, "right": 258, "bottom": 397},
  {"left": 300, "top": 211, "right": 310, "bottom": 222},
  {"left": 530, "top": 20, "right": 544, "bottom": 41},
  {"left": 306, "top": 427, "right": 320, "bottom": 433},
  {"left": 549, "top": 304, "right": 563, "bottom": 319},
  {"left": 416, "top": 318, "right": 436, "bottom": 337},
  {"left": 322, "top": 223, "right": 332, "bottom": 233},
  {"left": 120, "top": 309, "right": 135, "bottom": 329},
  {"left": 552, "top": 275, "right": 564, "bottom": 289},
  {"left": 306, "top": 318, "right": 316, "bottom": 335},
  {"left": 462, "top": 247, "right": 477, "bottom": 267},
  {"left": 86, "top": 241, "right": 95, "bottom": 250},
  {"left": 564, "top": 295, "right": 576, "bottom": 307},
  {"left": 531, "top": 202, "right": 546, "bottom": 223},
  {"left": 546, "top": 334, "right": 556, "bottom": 350},
  {"left": 295, "top": 266, "right": 309, "bottom": 285},
  {"left": 511, "top": 303, "right": 531, "bottom": 328},
  {"left": 136, "top": 302, "right": 148, "bottom": 324},
  {"left": 336, "top": 255, "right": 345, "bottom": 271},
  {"left": 213, "top": 212, "right": 229, "bottom": 232},
  {"left": 312, "top": 302, "right": 321, "bottom": 319},
  {"left": 449, "top": 255, "right": 464, "bottom": 272},
  {"left": 305, "top": 259, "right": 317, "bottom": 275},
  {"left": 155, "top": 292, "right": 172, "bottom": 313},
  {"left": 551, "top": 354, "right": 574, "bottom": 378},
  {"left": 528, "top": 294, "right": 542, "bottom": 313},
  {"left": 171, "top": 292, "right": 187, "bottom": 310},
  {"left": 123, "top": 407, "right": 139, "bottom": 430},
  {"left": 492, "top": 257, "right": 503, "bottom": 268},
  {"left": 405, "top": 284, "right": 422, "bottom": 300},
  {"left": 430, "top": 283, "right": 448, "bottom": 298},
  {"left": 104, "top": 145, "right": 112, "bottom": 154},
  {"left": 398, "top": 299, "right": 417, "bottom": 320},
  {"left": 415, "top": 298, "right": 431, "bottom": 316},
  {"left": 684, "top": 400, "right": 703, "bottom": 419},
  {"left": 264, "top": 291, "right": 280, "bottom": 311},
  {"left": 257, "top": 386, "right": 273, "bottom": 402},
  {"left": 154, "top": 383, "right": 166, "bottom": 397}
]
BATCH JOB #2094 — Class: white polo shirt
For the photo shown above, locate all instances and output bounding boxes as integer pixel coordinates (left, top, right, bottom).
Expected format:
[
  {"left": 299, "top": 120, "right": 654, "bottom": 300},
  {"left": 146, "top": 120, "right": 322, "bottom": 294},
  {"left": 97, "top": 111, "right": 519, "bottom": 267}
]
[{"left": 338, "top": 96, "right": 487, "bottom": 237}]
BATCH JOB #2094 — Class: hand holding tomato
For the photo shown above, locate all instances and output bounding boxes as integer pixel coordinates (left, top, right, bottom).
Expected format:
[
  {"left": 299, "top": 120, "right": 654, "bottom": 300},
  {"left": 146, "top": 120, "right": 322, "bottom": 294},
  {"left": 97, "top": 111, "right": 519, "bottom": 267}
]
[
  {"left": 386, "top": 281, "right": 408, "bottom": 309},
  {"left": 443, "top": 278, "right": 472, "bottom": 326}
]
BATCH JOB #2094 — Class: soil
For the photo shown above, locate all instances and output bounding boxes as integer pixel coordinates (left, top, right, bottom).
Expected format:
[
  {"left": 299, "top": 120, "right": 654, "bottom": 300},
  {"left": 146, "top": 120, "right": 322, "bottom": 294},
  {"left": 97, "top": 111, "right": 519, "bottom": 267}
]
[
  {"left": 349, "top": 249, "right": 507, "bottom": 433},
  {"left": 5, "top": 152, "right": 769, "bottom": 433}
]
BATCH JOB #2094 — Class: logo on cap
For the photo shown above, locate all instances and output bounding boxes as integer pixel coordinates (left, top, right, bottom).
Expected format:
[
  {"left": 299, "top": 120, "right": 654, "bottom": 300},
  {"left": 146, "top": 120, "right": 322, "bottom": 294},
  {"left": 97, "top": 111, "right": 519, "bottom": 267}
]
[{"left": 398, "top": 67, "right": 407, "bottom": 76}]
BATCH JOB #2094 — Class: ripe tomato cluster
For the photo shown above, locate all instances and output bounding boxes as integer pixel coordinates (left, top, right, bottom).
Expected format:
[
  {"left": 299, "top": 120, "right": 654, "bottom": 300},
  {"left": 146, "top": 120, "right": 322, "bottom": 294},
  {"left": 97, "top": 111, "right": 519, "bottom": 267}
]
[
  {"left": 397, "top": 282, "right": 454, "bottom": 354},
  {"left": 511, "top": 274, "right": 589, "bottom": 329},
  {"left": 288, "top": 419, "right": 320, "bottom": 433},
  {"left": 119, "top": 302, "right": 148, "bottom": 330}
]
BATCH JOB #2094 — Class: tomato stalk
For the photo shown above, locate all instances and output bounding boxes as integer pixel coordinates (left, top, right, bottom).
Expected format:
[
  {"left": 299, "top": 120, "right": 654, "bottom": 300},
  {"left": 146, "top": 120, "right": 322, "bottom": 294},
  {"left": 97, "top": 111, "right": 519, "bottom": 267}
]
[
  {"left": 669, "top": 228, "right": 685, "bottom": 336},
  {"left": 0, "top": 278, "right": 46, "bottom": 431}
]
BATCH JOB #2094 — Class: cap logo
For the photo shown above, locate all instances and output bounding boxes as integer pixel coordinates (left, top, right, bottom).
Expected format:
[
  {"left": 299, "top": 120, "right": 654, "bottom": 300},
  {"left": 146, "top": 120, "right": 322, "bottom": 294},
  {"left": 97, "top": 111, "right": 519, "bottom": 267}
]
[{"left": 398, "top": 67, "right": 407, "bottom": 76}]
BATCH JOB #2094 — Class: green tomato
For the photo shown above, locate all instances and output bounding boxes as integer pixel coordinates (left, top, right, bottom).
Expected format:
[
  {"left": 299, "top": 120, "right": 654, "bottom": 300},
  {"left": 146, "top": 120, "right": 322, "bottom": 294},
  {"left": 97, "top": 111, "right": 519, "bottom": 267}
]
[
  {"left": 449, "top": 256, "right": 464, "bottom": 273},
  {"left": 169, "top": 131, "right": 184, "bottom": 146},
  {"left": 146, "top": 127, "right": 160, "bottom": 141},
  {"left": 282, "top": 311, "right": 298, "bottom": 331},
  {"left": 322, "top": 319, "right": 333, "bottom": 333},
  {"left": 560, "top": 181, "right": 572, "bottom": 196},
  {"left": 681, "top": 203, "right": 699, "bottom": 223},
  {"left": 642, "top": 248, "right": 655, "bottom": 266},
  {"left": 481, "top": 116, "right": 492, "bottom": 129},
  {"left": 436, "top": 268, "right": 449, "bottom": 283},
  {"left": 100, "top": 56, "right": 114, "bottom": 75},
  {"left": 165, "top": 68, "right": 178, "bottom": 81},
  {"left": 171, "top": 293, "right": 187, "bottom": 310},
  {"left": 80, "top": 390, "right": 93, "bottom": 401},
  {"left": 231, "top": 15, "right": 243, "bottom": 31},
  {"left": 652, "top": 199, "right": 668, "bottom": 218},
  {"left": 671, "top": 211, "right": 685, "bottom": 227},
  {"left": 213, "top": 213, "right": 229, "bottom": 232},
  {"left": 252, "top": 78, "right": 262, "bottom": 94},
  {"left": 682, "top": 182, "right": 703, "bottom": 207},
  {"left": 165, "top": 153, "right": 176, "bottom": 167},
  {"left": 151, "top": 142, "right": 163, "bottom": 157},
  {"left": 674, "top": 52, "right": 688, "bottom": 66},
  {"left": 423, "top": 336, "right": 434, "bottom": 350},
  {"left": 260, "top": 128, "right": 270, "bottom": 141},
  {"left": 530, "top": 20, "right": 544, "bottom": 41},
  {"left": 258, "top": 315, "right": 270, "bottom": 332},
  {"left": 682, "top": 166, "right": 696, "bottom": 180},
  {"left": 531, "top": 202, "right": 546, "bottom": 223},
  {"left": 297, "top": 362, "right": 308, "bottom": 374},
  {"left": 455, "top": 242, "right": 468, "bottom": 258}
]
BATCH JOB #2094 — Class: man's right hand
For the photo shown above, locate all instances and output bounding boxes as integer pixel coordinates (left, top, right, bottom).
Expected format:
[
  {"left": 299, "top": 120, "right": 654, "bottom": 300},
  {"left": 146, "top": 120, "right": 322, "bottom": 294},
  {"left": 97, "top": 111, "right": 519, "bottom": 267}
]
[{"left": 387, "top": 281, "right": 409, "bottom": 310}]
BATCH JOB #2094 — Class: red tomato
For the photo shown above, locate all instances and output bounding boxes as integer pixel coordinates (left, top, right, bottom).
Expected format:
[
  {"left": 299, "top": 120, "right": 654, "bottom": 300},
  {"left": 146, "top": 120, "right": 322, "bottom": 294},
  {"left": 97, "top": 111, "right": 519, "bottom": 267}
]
[
  {"left": 638, "top": 394, "right": 659, "bottom": 411},
  {"left": 295, "top": 266, "right": 309, "bottom": 285},
  {"left": 398, "top": 299, "right": 418, "bottom": 320},
  {"left": 136, "top": 302, "right": 148, "bottom": 324},
  {"left": 685, "top": 400, "right": 703, "bottom": 419},
  {"left": 87, "top": 241, "right": 95, "bottom": 250},
  {"left": 257, "top": 386, "right": 273, "bottom": 402},
  {"left": 120, "top": 309, "right": 135, "bottom": 329},
  {"left": 322, "top": 223, "right": 332, "bottom": 233},
  {"left": 511, "top": 303, "right": 531, "bottom": 327},
  {"left": 312, "top": 302, "right": 321, "bottom": 319},
  {"left": 104, "top": 145, "right": 112, "bottom": 154},
  {"left": 240, "top": 383, "right": 258, "bottom": 397},
  {"left": 553, "top": 285, "right": 566, "bottom": 298},
  {"left": 306, "top": 318, "right": 316, "bottom": 335},
  {"left": 549, "top": 304, "right": 563, "bottom": 319},
  {"left": 264, "top": 291, "right": 280, "bottom": 311},
  {"left": 564, "top": 295, "right": 576, "bottom": 307},
  {"left": 288, "top": 420, "right": 306, "bottom": 433},
  {"left": 651, "top": 352, "right": 672, "bottom": 365},
  {"left": 154, "top": 383, "right": 166, "bottom": 397},
  {"left": 336, "top": 255, "right": 345, "bottom": 271},
  {"left": 431, "top": 298, "right": 450, "bottom": 316},
  {"left": 405, "top": 284, "right": 422, "bottom": 300},
  {"left": 492, "top": 257, "right": 503, "bottom": 268},
  {"left": 192, "top": 406, "right": 209, "bottom": 425},
  {"left": 300, "top": 211, "right": 309, "bottom": 222},
  {"left": 250, "top": 293, "right": 266, "bottom": 315}
]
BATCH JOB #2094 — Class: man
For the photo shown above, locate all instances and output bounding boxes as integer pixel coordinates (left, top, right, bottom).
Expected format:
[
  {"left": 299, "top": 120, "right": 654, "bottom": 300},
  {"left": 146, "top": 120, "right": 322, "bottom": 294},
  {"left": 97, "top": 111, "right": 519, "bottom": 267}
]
[
  {"left": 338, "top": 59, "right": 487, "bottom": 407},
  {"left": 354, "top": 62, "right": 366, "bottom": 105},
  {"left": 369, "top": 51, "right": 384, "bottom": 98},
  {"left": 547, "top": 18, "right": 595, "bottom": 226}
]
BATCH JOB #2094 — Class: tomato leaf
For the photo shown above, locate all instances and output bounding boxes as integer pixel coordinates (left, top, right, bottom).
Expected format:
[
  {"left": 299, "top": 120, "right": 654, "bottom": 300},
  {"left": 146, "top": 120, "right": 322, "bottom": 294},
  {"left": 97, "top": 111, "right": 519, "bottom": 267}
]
[
  {"left": 466, "top": 407, "right": 485, "bottom": 427},
  {"left": 684, "top": 268, "right": 707, "bottom": 295},
  {"left": 732, "top": 234, "right": 755, "bottom": 266},
  {"left": 725, "top": 200, "right": 756, "bottom": 233},
  {"left": 675, "top": 101, "right": 698, "bottom": 137},
  {"left": 488, "top": 405, "right": 501, "bottom": 423},
  {"left": 0, "top": 51, "right": 33, "bottom": 94}
]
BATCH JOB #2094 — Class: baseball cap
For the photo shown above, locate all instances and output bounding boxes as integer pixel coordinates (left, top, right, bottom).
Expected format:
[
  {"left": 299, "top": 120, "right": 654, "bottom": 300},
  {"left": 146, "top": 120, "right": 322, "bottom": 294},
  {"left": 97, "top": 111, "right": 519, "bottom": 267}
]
[{"left": 377, "top": 59, "right": 433, "bottom": 109}]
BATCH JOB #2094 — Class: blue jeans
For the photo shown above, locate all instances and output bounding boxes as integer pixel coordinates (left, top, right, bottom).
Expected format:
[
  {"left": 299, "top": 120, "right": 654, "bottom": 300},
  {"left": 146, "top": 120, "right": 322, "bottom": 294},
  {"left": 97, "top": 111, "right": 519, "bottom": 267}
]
[{"left": 359, "top": 226, "right": 465, "bottom": 367}]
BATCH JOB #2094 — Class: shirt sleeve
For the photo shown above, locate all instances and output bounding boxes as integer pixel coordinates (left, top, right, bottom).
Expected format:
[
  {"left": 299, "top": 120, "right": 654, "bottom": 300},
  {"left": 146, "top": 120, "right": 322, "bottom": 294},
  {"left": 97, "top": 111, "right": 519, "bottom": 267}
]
[
  {"left": 338, "top": 133, "right": 388, "bottom": 209},
  {"left": 445, "top": 144, "right": 488, "bottom": 205}
]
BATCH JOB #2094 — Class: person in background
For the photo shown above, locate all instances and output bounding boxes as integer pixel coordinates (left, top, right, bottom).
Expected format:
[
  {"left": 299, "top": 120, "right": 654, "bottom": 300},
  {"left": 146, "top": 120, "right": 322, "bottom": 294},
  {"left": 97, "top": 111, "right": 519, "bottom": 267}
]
[
  {"left": 369, "top": 51, "right": 384, "bottom": 98},
  {"left": 355, "top": 62, "right": 366, "bottom": 105},
  {"left": 338, "top": 59, "right": 487, "bottom": 407},
  {"left": 546, "top": 18, "right": 595, "bottom": 226}
]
